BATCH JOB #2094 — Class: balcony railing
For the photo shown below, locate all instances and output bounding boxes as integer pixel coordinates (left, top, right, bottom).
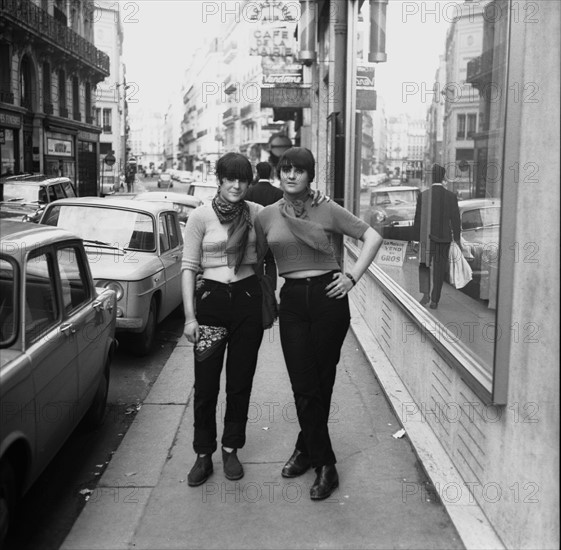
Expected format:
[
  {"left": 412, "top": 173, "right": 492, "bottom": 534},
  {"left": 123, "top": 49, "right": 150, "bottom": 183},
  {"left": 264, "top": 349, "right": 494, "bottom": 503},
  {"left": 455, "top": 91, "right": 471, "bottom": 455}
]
[
  {"left": 60, "top": 107, "right": 69, "bottom": 118},
  {"left": 73, "top": 111, "right": 81, "bottom": 121},
  {"left": 466, "top": 50, "right": 493, "bottom": 91},
  {"left": 0, "top": 0, "right": 110, "bottom": 77},
  {"left": 222, "top": 106, "right": 239, "bottom": 120},
  {"left": 43, "top": 102, "right": 54, "bottom": 114},
  {"left": 103, "top": 125, "right": 112, "bottom": 133}
]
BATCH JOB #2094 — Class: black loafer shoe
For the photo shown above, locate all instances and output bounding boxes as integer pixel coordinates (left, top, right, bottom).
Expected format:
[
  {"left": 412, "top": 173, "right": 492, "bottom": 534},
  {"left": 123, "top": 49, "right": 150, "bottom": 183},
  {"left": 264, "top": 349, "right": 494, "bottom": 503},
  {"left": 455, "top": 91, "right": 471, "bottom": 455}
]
[
  {"left": 310, "top": 465, "right": 339, "bottom": 500},
  {"left": 222, "top": 448, "right": 244, "bottom": 480},
  {"left": 187, "top": 454, "right": 213, "bottom": 487},
  {"left": 281, "top": 449, "right": 311, "bottom": 478},
  {"left": 429, "top": 301, "right": 438, "bottom": 309}
]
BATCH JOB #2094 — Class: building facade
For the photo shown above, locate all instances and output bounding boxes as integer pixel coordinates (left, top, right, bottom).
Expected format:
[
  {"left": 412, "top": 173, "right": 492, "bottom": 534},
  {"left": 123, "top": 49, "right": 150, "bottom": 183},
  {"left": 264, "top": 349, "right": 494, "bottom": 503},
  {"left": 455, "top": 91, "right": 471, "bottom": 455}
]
[
  {"left": 92, "top": 0, "right": 126, "bottom": 191},
  {"left": 0, "top": 0, "right": 110, "bottom": 195}
]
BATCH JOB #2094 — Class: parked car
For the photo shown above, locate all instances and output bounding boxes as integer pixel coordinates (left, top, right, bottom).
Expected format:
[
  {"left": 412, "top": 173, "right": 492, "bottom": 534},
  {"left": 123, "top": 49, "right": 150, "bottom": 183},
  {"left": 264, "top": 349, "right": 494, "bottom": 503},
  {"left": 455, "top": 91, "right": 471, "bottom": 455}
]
[
  {"left": 458, "top": 198, "right": 501, "bottom": 300},
  {"left": 39, "top": 197, "right": 184, "bottom": 355},
  {"left": 0, "top": 220, "right": 117, "bottom": 545},
  {"left": 367, "top": 185, "right": 420, "bottom": 240},
  {"left": 0, "top": 175, "right": 77, "bottom": 223},
  {"left": 157, "top": 172, "right": 173, "bottom": 188},
  {"left": 134, "top": 191, "right": 201, "bottom": 225},
  {"left": 186, "top": 181, "right": 217, "bottom": 205},
  {"left": 176, "top": 171, "right": 194, "bottom": 185}
]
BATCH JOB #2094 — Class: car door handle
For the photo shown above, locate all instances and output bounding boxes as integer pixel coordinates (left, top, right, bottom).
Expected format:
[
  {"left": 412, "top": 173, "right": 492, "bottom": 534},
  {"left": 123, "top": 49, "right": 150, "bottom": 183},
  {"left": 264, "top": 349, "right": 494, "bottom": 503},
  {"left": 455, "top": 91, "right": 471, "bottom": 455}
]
[
  {"left": 171, "top": 254, "right": 181, "bottom": 261},
  {"left": 60, "top": 322, "right": 76, "bottom": 335}
]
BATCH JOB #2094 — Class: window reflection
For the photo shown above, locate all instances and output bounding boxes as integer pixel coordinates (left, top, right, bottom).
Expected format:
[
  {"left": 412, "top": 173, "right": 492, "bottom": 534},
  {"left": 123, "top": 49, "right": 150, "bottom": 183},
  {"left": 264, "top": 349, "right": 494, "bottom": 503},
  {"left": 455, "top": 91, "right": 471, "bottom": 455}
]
[{"left": 355, "top": 0, "right": 509, "bottom": 373}]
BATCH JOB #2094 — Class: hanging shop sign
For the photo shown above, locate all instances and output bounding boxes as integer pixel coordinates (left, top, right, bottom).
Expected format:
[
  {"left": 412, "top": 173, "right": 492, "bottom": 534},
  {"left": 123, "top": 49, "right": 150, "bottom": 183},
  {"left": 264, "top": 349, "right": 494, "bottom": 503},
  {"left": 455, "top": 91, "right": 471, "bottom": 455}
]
[
  {"left": 356, "top": 65, "right": 377, "bottom": 111},
  {"left": 263, "top": 67, "right": 302, "bottom": 86},
  {"left": 47, "top": 137, "right": 73, "bottom": 157},
  {"left": 250, "top": 24, "right": 297, "bottom": 57},
  {"left": 260, "top": 86, "right": 311, "bottom": 108}
]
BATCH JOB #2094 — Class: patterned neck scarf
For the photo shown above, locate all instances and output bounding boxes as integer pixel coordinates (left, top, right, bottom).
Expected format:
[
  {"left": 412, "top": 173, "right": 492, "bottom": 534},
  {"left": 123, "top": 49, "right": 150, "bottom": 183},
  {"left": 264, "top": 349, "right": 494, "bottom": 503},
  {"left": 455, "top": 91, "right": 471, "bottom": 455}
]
[
  {"left": 212, "top": 193, "right": 253, "bottom": 273},
  {"left": 279, "top": 188, "right": 335, "bottom": 261}
]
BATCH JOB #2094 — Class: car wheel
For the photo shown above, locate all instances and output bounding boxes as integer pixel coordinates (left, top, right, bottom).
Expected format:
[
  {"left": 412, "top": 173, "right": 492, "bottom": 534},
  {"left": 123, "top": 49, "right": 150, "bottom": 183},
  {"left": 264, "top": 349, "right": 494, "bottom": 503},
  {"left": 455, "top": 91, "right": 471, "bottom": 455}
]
[
  {"left": 0, "top": 460, "right": 17, "bottom": 546},
  {"left": 82, "top": 360, "right": 110, "bottom": 430},
  {"left": 131, "top": 297, "right": 157, "bottom": 356}
]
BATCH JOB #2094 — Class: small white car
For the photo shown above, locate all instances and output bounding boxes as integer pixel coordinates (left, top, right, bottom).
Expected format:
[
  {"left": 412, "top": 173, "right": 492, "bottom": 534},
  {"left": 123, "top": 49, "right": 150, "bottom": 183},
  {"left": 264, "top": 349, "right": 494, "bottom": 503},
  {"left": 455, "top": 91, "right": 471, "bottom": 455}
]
[
  {"left": 39, "top": 197, "right": 184, "bottom": 355},
  {"left": 134, "top": 191, "right": 201, "bottom": 225}
]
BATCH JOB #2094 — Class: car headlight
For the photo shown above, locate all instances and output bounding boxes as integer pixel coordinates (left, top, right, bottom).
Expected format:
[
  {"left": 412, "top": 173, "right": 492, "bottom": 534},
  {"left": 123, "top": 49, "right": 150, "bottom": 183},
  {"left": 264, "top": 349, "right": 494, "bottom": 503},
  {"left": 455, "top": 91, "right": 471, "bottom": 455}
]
[
  {"left": 96, "top": 280, "right": 124, "bottom": 300},
  {"left": 372, "top": 210, "right": 386, "bottom": 224}
]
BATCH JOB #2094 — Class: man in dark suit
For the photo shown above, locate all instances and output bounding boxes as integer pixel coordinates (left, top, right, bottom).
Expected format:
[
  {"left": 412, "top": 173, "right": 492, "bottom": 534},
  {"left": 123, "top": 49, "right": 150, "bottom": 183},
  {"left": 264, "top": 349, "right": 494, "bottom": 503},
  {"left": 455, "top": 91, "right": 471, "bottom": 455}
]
[
  {"left": 245, "top": 162, "right": 283, "bottom": 283},
  {"left": 245, "top": 162, "right": 283, "bottom": 205},
  {"left": 412, "top": 164, "right": 461, "bottom": 309}
]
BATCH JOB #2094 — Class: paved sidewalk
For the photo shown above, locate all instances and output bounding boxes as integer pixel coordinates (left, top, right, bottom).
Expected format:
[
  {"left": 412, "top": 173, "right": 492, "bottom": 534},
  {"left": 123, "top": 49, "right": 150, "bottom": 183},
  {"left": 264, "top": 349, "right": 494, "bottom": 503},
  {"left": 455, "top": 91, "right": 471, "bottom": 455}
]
[{"left": 62, "top": 321, "right": 465, "bottom": 550}]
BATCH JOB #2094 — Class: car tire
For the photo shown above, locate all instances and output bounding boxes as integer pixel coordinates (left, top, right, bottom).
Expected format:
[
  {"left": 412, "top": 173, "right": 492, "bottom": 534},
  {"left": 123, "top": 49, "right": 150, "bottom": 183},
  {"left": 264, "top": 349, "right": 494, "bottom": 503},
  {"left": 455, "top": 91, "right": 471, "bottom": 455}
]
[
  {"left": 0, "top": 460, "right": 17, "bottom": 546},
  {"left": 82, "top": 360, "right": 110, "bottom": 430},
  {"left": 131, "top": 297, "right": 157, "bottom": 356}
]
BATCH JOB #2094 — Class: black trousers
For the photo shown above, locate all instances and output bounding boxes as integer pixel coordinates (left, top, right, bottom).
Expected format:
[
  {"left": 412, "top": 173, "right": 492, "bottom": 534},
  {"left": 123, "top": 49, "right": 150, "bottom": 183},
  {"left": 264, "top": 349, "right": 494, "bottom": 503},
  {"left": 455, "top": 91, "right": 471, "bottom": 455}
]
[
  {"left": 279, "top": 271, "right": 351, "bottom": 467},
  {"left": 419, "top": 241, "right": 451, "bottom": 304},
  {"left": 193, "top": 275, "right": 264, "bottom": 454}
]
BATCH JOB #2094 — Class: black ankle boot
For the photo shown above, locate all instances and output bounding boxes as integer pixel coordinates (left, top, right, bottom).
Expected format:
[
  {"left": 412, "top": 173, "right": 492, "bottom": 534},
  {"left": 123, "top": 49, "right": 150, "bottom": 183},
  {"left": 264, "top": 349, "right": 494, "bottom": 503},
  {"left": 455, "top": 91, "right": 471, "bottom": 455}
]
[
  {"left": 310, "top": 465, "right": 339, "bottom": 500},
  {"left": 187, "top": 454, "right": 213, "bottom": 487},
  {"left": 222, "top": 448, "right": 244, "bottom": 480},
  {"left": 281, "top": 449, "right": 311, "bottom": 478}
]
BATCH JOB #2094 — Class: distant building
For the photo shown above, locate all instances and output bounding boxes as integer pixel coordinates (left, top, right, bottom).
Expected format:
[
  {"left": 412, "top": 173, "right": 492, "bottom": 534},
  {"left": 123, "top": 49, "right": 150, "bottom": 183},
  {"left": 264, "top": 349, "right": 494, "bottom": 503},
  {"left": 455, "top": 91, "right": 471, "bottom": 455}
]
[
  {"left": 93, "top": 0, "right": 126, "bottom": 190},
  {"left": 0, "top": 0, "right": 110, "bottom": 195}
]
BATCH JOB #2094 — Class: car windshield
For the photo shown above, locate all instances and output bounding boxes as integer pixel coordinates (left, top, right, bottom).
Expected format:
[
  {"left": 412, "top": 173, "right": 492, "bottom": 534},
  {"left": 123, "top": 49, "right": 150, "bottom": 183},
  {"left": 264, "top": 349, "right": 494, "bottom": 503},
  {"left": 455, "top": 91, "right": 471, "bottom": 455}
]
[
  {"left": 43, "top": 205, "right": 156, "bottom": 251},
  {"left": 1, "top": 183, "right": 43, "bottom": 203},
  {"left": 374, "top": 190, "right": 418, "bottom": 206},
  {"left": 462, "top": 206, "right": 501, "bottom": 230}
]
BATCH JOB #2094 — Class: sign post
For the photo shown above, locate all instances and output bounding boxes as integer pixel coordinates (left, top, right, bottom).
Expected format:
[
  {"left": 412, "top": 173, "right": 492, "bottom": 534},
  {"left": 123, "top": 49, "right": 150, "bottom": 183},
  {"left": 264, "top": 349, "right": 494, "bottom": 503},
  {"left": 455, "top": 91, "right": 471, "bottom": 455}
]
[{"left": 101, "top": 152, "right": 116, "bottom": 195}]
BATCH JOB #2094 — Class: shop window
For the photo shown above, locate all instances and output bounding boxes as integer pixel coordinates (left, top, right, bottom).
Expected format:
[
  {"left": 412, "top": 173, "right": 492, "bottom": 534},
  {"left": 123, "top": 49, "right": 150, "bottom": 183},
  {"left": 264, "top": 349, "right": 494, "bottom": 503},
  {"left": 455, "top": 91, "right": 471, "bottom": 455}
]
[{"left": 353, "top": 0, "right": 511, "bottom": 399}]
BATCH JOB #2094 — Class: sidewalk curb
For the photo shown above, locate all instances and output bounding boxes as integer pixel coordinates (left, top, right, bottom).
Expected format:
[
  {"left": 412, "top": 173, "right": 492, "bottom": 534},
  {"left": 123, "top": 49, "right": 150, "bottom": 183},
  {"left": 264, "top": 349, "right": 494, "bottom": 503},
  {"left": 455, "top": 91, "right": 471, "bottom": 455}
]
[{"left": 61, "top": 340, "right": 194, "bottom": 550}]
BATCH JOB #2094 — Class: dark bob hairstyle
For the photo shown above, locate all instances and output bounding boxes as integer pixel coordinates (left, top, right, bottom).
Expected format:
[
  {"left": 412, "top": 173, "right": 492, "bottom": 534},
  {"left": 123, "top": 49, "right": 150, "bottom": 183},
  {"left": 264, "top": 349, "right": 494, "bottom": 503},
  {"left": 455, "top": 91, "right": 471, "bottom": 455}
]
[
  {"left": 215, "top": 152, "right": 254, "bottom": 184},
  {"left": 277, "top": 147, "right": 315, "bottom": 183}
]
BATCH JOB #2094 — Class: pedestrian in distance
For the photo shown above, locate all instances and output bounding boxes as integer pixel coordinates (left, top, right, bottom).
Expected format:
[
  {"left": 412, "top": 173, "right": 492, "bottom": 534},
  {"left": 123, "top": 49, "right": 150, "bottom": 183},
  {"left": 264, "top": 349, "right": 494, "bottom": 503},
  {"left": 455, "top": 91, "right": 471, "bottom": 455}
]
[
  {"left": 412, "top": 163, "right": 462, "bottom": 310},
  {"left": 246, "top": 161, "right": 283, "bottom": 204},
  {"left": 246, "top": 161, "right": 284, "bottom": 283},
  {"left": 254, "top": 147, "right": 383, "bottom": 500},
  {"left": 181, "top": 152, "right": 269, "bottom": 487}
]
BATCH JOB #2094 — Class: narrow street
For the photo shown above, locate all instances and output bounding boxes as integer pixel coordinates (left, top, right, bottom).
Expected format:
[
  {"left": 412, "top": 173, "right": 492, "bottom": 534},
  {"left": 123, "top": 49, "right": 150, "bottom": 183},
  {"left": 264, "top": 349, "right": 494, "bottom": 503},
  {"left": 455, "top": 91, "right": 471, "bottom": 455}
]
[{"left": 3, "top": 176, "right": 185, "bottom": 550}]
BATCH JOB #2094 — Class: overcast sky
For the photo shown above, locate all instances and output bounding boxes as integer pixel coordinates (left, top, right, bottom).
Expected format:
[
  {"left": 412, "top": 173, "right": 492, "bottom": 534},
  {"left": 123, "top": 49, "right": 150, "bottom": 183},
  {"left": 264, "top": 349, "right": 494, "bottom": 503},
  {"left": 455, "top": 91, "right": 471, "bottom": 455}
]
[{"left": 120, "top": 0, "right": 448, "bottom": 117}]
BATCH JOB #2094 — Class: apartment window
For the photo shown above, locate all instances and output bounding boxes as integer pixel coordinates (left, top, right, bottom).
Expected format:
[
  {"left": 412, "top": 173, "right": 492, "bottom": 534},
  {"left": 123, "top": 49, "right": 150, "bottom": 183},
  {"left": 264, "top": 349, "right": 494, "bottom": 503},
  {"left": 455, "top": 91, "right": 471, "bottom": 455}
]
[
  {"left": 103, "top": 108, "right": 112, "bottom": 132},
  {"left": 20, "top": 56, "right": 33, "bottom": 110},
  {"left": 72, "top": 77, "right": 80, "bottom": 120},
  {"left": 85, "top": 83, "right": 92, "bottom": 122},
  {"left": 95, "top": 108, "right": 101, "bottom": 127},
  {"left": 99, "top": 142, "right": 112, "bottom": 155},
  {"left": 456, "top": 114, "right": 466, "bottom": 139},
  {"left": 58, "top": 69, "right": 67, "bottom": 116},
  {"left": 42, "top": 62, "right": 52, "bottom": 108},
  {"left": 467, "top": 113, "right": 477, "bottom": 139}
]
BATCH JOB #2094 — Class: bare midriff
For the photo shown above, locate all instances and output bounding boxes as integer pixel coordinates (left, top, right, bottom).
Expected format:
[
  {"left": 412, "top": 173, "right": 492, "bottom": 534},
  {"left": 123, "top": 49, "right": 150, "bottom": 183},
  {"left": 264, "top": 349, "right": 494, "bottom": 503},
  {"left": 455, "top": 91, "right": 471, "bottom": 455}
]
[
  {"left": 283, "top": 269, "right": 333, "bottom": 279},
  {"left": 203, "top": 264, "right": 255, "bottom": 284}
]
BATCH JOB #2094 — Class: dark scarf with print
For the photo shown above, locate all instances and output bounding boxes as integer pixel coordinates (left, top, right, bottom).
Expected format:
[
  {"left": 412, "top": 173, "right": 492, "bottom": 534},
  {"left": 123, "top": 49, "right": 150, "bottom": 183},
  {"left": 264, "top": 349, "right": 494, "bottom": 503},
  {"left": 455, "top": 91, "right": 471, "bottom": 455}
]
[{"left": 212, "top": 193, "right": 252, "bottom": 273}]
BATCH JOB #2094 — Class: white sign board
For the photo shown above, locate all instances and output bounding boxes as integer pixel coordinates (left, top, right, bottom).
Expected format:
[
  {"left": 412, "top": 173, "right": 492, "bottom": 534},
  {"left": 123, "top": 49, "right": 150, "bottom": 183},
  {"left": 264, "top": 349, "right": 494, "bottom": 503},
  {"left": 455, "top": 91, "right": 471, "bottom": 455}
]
[{"left": 376, "top": 240, "right": 408, "bottom": 267}]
